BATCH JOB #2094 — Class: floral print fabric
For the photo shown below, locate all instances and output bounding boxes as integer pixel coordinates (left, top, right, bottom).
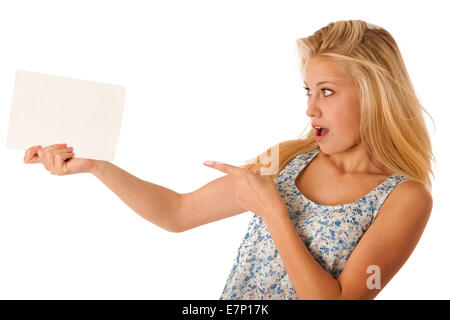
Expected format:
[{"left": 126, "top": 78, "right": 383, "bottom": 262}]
[{"left": 219, "top": 146, "right": 407, "bottom": 300}]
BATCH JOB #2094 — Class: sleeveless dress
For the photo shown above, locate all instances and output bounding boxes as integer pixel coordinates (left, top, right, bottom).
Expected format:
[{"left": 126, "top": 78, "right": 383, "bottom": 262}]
[{"left": 219, "top": 146, "right": 408, "bottom": 300}]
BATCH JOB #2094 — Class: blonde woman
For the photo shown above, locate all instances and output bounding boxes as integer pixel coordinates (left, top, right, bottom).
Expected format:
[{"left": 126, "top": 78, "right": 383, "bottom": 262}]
[{"left": 23, "top": 20, "right": 434, "bottom": 300}]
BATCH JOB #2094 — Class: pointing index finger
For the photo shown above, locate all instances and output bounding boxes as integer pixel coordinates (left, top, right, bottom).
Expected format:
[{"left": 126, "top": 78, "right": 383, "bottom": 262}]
[{"left": 203, "top": 160, "right": 242, "bottom": 175}]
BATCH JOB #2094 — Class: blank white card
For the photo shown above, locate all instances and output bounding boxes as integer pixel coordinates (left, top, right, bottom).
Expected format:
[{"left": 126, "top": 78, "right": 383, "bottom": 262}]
[{"left": 6, "top": 70, "right": 126, "bottom": 161}]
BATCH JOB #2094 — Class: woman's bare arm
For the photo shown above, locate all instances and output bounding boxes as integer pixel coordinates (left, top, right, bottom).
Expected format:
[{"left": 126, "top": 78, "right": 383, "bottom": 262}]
[
  {"left": 90, "top": 160, "right": 247, "bottom": 233},
  {"left": 177, "top": 174, "right": 248, "bottom": 232},
  {"left": 90, "top": 160, "right": 184, "bottom": 233}
]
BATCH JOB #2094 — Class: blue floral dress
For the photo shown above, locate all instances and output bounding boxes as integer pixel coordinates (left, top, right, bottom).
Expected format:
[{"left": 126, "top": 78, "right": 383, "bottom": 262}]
[{"left": 219, "top": 146, "right": 407, "bottom": 300}]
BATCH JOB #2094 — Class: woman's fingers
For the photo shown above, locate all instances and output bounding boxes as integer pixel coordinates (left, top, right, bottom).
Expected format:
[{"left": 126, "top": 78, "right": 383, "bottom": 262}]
[
  {"left": 37, "top": 144, "right": 67, "bottom": 158},
  {"left": 23, "top": 143, "right": 83, "bottom": 176},
  {"left": 44, "top": 147, "right": 71, "bottom": 172},
  {"left": 28, "top": 144, "right": 68, "bottom": 173},
  {"left": 24, "top": 143, "right": 66, "bottom": 163},
  {"left": 37, "top": 143, "right": 67, "bottom": 155},
  {"left": 24, "top": 145, "right": 41, "bottom": 163},
  {"left": 53, "top": 148, "right": 74, "bottom": 174}
]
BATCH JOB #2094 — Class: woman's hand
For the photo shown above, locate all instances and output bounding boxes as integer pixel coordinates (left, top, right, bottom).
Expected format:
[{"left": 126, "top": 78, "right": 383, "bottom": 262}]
[
  {"left": 203, "top": 160, "right": 286, "bottom": 221},
  {"left": 23, "top": 143, "right": 95, "bottom": 175}
]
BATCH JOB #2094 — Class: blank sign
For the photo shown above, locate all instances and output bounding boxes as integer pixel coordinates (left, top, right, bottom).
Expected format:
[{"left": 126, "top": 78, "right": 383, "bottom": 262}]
[{"left": 6, "top": 70, "right": 126, "bottom": 161}]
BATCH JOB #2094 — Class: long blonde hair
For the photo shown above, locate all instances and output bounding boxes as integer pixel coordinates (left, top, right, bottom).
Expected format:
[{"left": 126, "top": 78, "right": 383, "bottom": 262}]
[{"left": 242, "top": 19, "right": 435, "bottom": 193}]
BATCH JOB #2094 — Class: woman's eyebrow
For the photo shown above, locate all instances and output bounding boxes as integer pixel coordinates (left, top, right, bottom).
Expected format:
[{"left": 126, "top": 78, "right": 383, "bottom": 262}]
[{"left": 303, "top": 80, "right": 338, "bottom": 86}]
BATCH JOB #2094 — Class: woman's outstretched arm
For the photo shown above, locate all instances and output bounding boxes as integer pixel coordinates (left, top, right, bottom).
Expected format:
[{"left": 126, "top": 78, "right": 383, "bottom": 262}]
[
  {"left": 90, "top": 160, "right": 184, "bottom": 233},
  {"left": 90, "top": 160, "right": 248, "bottom": 233}
]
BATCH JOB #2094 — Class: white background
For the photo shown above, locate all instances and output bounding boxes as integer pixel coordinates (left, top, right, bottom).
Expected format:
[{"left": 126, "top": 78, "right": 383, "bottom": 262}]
[{"left": 0, "top": 0, "right": 447, "bottom": 299}]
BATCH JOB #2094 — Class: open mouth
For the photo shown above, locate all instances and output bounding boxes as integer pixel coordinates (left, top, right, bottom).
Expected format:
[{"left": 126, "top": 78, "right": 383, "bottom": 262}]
[{"left": 315, "top": 127, "right": 329, "bottom": 137}]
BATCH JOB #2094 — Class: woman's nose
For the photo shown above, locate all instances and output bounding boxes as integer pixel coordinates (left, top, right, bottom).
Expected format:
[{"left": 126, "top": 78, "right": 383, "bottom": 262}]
[{"left": 306, "top": 102, "right": 321, "bottom": 117}]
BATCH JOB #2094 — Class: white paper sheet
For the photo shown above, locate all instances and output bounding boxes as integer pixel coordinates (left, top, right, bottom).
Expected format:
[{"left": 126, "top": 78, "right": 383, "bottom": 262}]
[{"left": 5, "top": 70, "right": 126, "bottom": 161}]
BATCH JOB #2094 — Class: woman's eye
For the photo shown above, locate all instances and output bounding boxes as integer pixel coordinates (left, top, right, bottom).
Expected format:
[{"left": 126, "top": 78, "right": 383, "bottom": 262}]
[
  {"left": 303, "top": 87, "right": 333, "bottom": 97},
  {"left": 303, "top": 86, "right": 311, "bottom": 96}
]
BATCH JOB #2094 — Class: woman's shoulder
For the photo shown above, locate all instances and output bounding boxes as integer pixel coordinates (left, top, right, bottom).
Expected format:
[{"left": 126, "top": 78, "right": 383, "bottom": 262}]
[
  {"left": 378, "top": 179, "right": 432, "bottom": 220},
  {"left": 396, "top": 179, "right": 432, "bottom": 201}
]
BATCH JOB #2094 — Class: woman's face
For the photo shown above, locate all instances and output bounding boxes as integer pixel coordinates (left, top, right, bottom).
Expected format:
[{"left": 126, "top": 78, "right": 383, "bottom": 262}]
[{"left": 303, "top": 56, "right": 362, "bottom": 154}]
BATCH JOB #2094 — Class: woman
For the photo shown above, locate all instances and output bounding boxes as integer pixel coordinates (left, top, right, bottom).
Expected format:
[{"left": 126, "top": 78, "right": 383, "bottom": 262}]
[{"left": 23, "top": 20, "right": 435, "bottom": 300}]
